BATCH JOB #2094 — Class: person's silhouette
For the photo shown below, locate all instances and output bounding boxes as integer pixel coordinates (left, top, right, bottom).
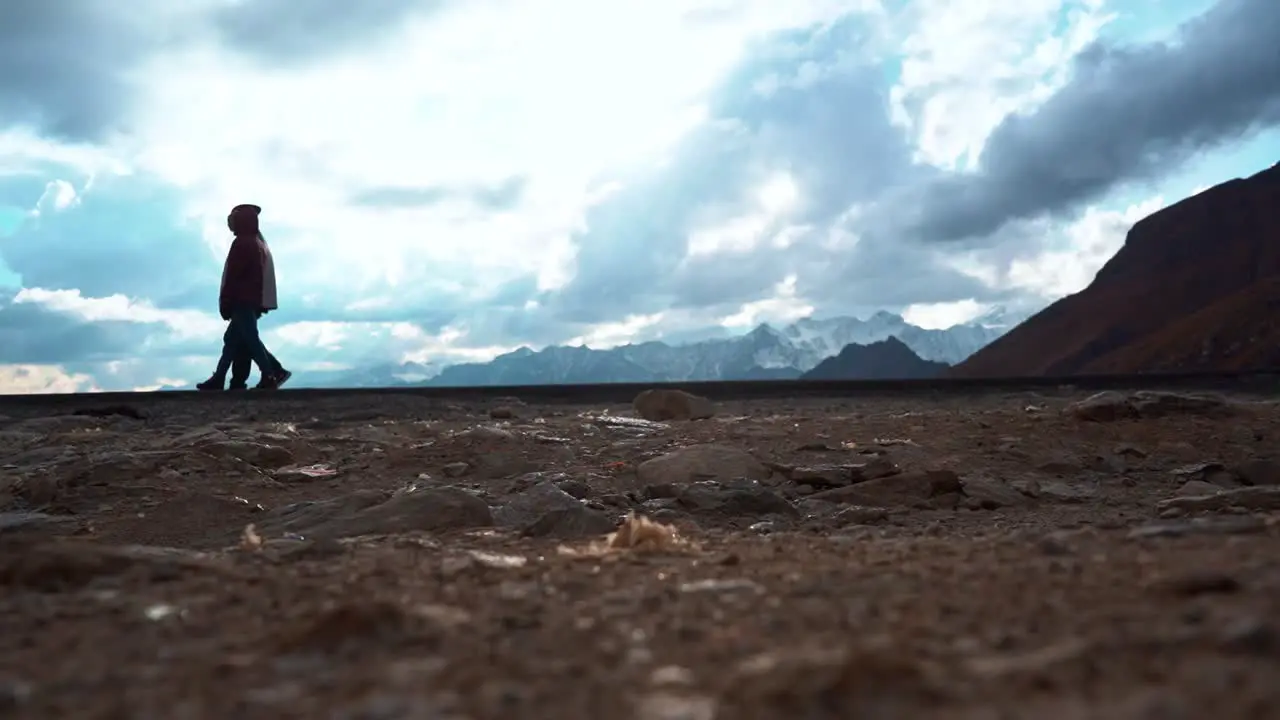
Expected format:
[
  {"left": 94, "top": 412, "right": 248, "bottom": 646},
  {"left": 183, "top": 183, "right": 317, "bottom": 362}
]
[{"left": 197, "top": 204, "right": 291, "bottom": 391}]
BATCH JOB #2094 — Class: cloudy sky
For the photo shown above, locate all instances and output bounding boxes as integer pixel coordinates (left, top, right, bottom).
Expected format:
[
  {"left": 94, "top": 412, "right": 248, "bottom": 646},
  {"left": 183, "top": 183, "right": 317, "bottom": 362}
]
[{"left": 2, "top": 0, "right": 1279, "bottom": 392}]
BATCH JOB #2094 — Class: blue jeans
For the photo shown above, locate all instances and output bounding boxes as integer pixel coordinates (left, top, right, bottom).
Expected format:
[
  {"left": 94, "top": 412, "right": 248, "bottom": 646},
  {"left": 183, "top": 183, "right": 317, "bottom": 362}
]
[
  {"left": 211, "top": 313, "right": 284, "bottom": 384},
  {"left": 216, "top": 306, "right": 279, "bottom": 379}
]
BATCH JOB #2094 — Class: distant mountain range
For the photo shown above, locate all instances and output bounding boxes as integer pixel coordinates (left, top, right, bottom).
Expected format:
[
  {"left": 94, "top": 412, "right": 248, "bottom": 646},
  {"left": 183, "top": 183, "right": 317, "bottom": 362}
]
[
  {"left": 800, "top": 337, "right": 949, "bottom": 380},
  {"left": 281, "top": 307, "right": 1027, "bottom": 389},
  {"left": 420, "top": 308, "right": 1027, "bottom": 387}
]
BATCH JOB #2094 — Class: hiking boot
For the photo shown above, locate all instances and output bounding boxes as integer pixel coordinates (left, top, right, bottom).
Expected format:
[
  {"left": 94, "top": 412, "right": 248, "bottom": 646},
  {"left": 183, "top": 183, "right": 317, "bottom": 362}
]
[
  {"left": 228, "top": 382, "right": 249, "bottom": 391},
  {"left": 196, "top": 377, "right": 225, "bottom": 391},
  {"left": 253, "top": 370, "right": 291, "bottom": 390}
]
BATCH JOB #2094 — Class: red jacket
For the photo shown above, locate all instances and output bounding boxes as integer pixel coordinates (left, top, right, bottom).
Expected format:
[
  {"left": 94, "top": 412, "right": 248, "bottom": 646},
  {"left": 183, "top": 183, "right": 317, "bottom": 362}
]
[{"left": 219, "top": 234, "right": 265, "bottom": 318}]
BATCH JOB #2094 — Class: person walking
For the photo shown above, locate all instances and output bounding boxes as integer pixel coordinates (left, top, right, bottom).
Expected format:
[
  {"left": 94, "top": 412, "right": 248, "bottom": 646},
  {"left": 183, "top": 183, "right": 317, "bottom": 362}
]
[
  {"left": 226, "top": 226, "right": 288, "bottom": 389},
  {"left": 197, "top": 204, "right": 291, "bottom": 391}
]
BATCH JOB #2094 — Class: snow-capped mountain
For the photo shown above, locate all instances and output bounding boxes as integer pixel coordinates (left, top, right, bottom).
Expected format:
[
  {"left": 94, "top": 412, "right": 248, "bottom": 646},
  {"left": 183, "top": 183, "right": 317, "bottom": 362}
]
[
  {"left": 423, "top": 309, "right": 1022, "bottom": 386},
  {"left": 288, "top": 361, "right": 444, "bottom": 389},
  {"left": 970, "top": 306, "right": 1034, "bottom": 331},
  {"left": 782, "top": 311, "right": 1005, "bottom": 365}
]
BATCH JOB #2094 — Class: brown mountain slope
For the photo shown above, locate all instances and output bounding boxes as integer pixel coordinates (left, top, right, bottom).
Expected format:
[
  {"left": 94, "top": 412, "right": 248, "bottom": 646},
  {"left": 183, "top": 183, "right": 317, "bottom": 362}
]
[
  {"left": 800, "top": 337, "right": 948, "bottom": 380},
  {"left": 1087, "top": 275, "right": 1280, "bottom": 372},
  {"left": 952, "top": 161, "right": 1280, "bottom": 377}
]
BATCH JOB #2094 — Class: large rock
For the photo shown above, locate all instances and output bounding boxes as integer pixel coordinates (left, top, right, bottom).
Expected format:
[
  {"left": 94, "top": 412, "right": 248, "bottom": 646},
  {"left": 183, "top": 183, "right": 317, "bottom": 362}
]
[
  {"left": 633, "top": 389, "right": 716, "bottom": 421},
  {"left": 675, "top": 479, "right": 798, "bottom": 519},
  {"left": 1064, "top": 392, "right": 1134, "bottom": 422},
  {"left": 809, "top": 470, "right": 962, "bottom": 507},
  {"left": 1065, "top": 391, "right": 1233, "bottom": 422},
  {"left": 493, "top": 481, "right": 583, "bottom": 528},
  {"left": 1156, "top": 486, "right": 1280, "bottom": 514},
  {"left": 636, "top": 444, "right": 771, "bottom": 486},
  {"left": 959, "top": 476, "right": 1029, "bottom": 508},
  {"left": 200, "top": 440, "right": 296, "bottom": 469},
  {"left": 255, "top": 486, "right": 493, "bottom": 539},
  {"left": 521, "top": 506, "right": 618, "bottom": 539},
  {"left": 1234, "top": 459, "right": 1280, "bottom": 486}
]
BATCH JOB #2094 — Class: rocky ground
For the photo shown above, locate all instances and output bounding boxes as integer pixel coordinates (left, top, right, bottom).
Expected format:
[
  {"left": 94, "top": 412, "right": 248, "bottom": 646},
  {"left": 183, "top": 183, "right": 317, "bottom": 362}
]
[{"left": 2, "top": 387, "right": 1280, "bottom": 718}]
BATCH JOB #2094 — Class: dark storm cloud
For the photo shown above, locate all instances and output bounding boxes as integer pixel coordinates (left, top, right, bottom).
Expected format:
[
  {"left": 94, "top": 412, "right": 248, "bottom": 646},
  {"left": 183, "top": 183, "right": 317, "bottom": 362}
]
[
  {"left": 902, "top": 0, "right": 1280, "bottom": 243},
  {"left": 0, "top": 0, "right": 174, "bottom": 141},
  {"left": 0, "top": 0, "right": 461, "bottom": 141},
  {"left": 349, "top": 176, "right": 526, "bottom": 210},
  {"left": 209, "top": 0, "right": 455, "bottom": 64},
  {"left": 0, "top": 298, "right": 150, "bottom": 364}
]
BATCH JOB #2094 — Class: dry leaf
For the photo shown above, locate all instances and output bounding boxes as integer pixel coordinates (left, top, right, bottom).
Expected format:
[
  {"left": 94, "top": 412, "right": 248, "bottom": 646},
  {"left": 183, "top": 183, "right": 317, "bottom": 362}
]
[
  {"left": 559, "top": 512, "right": 697, "bottom": 557},
  {"left": 240, "top": 523, "right": 263, "bottom": 551}
]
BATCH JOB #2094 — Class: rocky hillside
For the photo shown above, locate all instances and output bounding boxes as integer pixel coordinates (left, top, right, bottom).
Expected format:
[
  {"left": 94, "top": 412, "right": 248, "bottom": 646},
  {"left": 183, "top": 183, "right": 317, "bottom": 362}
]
[
  {"left": 800, "top": 337, "right": 949, "bottom": 380},
  {"left": 952, "top": 162, "right": 1280, "bottom": 377}
]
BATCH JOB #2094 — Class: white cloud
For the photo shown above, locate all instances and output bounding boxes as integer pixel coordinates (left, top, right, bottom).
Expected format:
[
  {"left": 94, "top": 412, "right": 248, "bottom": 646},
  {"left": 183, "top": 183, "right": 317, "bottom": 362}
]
[
  {"left": 0, "top": 127, "right": 132, "bottom": 179},
  {"left": 394, "top": 324, "right": 516, "bottom": 364},
  {"left": 721, "top": 274, "right": 815, "bottom": 328},
  {"left": 901, "top": 299, "right": 990, "bottom": 329},
  {"left": 262, "top": 319, "right": 516, "bottom": 365},
  {"left": 130, "top": 378, "right": 187, "bottom": 392},
  {"left": 889, "top": 0, "right": 1115, "bottom": 169},
  {"left": 686, "top": 172, "right": 801, "bottom": 256},
  {"left": 566, "top": 312, "right": 666, "bottom": 348},
  {"left": 13, "top": 287, "right": 224, "bottom": 340},
  {"left": 266, "top": 321, "right": 352, "bottom": 351},
  {"left": 0, "top": 364, "right": 92, "bottom": 394},
  {"left": 113, "top": 0, "right": 879, "bottom": 305},
  {"left": 1005, "top": 196, "right": 1166, "bottom": 298},
  {"left": 30, "top": 180, "right": 80, "bottom": 215},
  {"left": 939, "top": 194, "right": 1167, "bottom": 301}
]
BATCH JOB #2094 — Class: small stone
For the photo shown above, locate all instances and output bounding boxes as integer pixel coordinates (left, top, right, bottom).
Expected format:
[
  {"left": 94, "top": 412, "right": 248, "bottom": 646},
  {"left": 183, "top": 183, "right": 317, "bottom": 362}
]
[
  {"left": 1220, "top": 618, "right": 1280, "bottom": 656},
  {"left": 1038, "top": 533, "right": 1074, "bottom": 556},
  {"left": 811, "top": 469, "right": 961, "bottom": 507},
  {"left": 1114, "top": 443, "right": 1147, "bottom": 458},
  {"left": 960, "top": 476, "right": 1029, "bottom": 508},
  {"left": 203, "top": 441, "right": 296, "bottom": 469},
  {"left": 1064, "top": 391, "right": 1133, "bottom": 421},
  {"left": 460, "top": 426, "right": 516, "bottom": 442},
  {"left": 635, "top": 692, "right": 716, "bottom": 720},
  {"left": 637, "top": 445, "right": 771, "bottom": 486},
  {"left": 1170, "top": 462, "right": 1237, "bottom": 486},
  {"left": 1129, "top": 516, "right": 1267, "bottom": 538},
  {"left": 679, "top": 578, "right": 763, "bottom": 594},
  {"left": 1233, "top": 459, "right": 1280, "bottom": 486},
  {"left": 494, "top": 481, "right": 583, "bottom": 528},
  {"left": 1157, "top": 486, "right": 1280, "bottom": 513},
  {"left": 521, "top": 506, "right": 618, "bottom": 539},
  {"left": 489, "top": 406, "right": 516, "bottom": 419},
  {"left": 829, "top": 506, "right": 889, "bottom": 526},
  {"left": 555, "top": 479, "right": 592, "bottom": 499},
  {"left": 442, "top": 462, "right": 470, "bottom": 478},
  {"left": 1151, "top": 571, "right": 1241, "bottom": 596},
  {"left": 789, "top": 466, "right": 850, "bottom": 487},
  {"left": 0, "top": 678, "right": 32, "bottom": 710},
  {"left": 1174, "top": 480, "right": 1224, "bottom": 497}
]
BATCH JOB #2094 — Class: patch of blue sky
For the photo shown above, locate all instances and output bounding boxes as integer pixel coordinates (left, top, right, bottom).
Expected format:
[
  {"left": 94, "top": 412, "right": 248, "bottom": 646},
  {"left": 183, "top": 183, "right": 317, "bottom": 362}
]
[
  {"left": 1098, "top": 0, "right": 1217, "bottom": 45},
  {"left": 1104, "top": 127, "right": 1280, "bottom": 210}
]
